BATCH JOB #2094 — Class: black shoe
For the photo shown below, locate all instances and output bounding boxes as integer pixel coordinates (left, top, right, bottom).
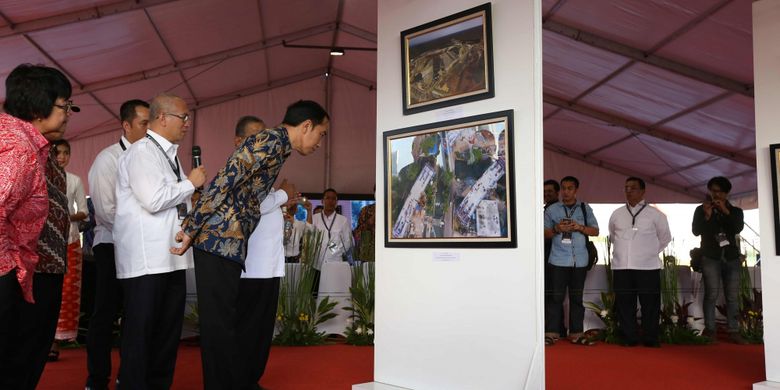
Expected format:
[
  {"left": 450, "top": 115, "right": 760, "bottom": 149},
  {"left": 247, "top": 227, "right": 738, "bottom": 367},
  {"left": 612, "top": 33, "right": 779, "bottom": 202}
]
[
  {"left": 621, "top": 340, "right": 638, "bottom": 347},
  {"left": 643, "top": 341, "right": 661, "bottom": 348}
]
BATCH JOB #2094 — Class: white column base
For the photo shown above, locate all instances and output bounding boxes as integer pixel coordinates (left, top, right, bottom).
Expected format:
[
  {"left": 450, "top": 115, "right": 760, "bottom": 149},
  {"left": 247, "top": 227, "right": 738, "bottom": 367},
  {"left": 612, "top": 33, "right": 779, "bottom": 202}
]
[
  {"left": 754, "top": 381, "right": 780, "bottom": 389},
  {"left": 353, "top": 382, "right": 412, "bottom": 390}
]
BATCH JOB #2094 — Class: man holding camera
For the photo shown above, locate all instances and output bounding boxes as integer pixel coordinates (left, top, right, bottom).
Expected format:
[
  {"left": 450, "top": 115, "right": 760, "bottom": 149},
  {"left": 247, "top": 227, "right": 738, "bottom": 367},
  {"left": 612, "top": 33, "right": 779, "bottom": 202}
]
[{"left": 692, "top": 176, "right": 746, "bottom": 344}]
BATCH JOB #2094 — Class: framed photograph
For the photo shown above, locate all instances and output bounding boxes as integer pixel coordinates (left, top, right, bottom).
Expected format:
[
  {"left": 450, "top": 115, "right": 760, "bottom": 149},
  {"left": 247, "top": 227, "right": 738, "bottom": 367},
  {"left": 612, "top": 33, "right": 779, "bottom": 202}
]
[
  {"left": 383, "top": 110, "right": 516, "bottom": 248},
  {"left": 401, "top": 3, "right": 494, "bottom": 115},
  {"left": 770, "top": 143, "right": 780, "bottom": 255}
]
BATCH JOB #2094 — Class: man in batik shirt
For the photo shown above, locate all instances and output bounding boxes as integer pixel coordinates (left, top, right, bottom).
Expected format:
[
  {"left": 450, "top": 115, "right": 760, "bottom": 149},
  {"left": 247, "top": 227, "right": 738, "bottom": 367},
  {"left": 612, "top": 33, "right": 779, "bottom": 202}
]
[{"left": 172, "top": 100, "right": 330, "bottom": 389}]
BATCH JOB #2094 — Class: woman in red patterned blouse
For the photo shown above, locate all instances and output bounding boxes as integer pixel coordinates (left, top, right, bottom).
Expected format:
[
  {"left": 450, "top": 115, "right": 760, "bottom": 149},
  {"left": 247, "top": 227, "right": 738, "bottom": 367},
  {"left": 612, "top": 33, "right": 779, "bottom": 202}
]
[{"left": 0, "top": 63, "right": 75, "bottom": 388}]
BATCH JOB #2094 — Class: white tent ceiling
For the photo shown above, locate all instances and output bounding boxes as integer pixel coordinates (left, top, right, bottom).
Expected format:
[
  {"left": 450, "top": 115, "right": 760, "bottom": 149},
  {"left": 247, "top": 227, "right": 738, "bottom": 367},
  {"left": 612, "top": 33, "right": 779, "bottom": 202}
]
[{"left": 0, "top": 0, "right": 757, "bottom": 205}]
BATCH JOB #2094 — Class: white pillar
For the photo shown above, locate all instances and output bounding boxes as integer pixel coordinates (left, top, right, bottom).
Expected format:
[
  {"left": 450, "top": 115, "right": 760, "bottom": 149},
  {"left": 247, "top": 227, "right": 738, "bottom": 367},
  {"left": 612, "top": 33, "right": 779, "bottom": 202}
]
[
  {"left": 362, "top": 0, "right": 543, "bottom": 389},
  {"left": 753, "top": 1, "right": 780, "bottom": 388}
]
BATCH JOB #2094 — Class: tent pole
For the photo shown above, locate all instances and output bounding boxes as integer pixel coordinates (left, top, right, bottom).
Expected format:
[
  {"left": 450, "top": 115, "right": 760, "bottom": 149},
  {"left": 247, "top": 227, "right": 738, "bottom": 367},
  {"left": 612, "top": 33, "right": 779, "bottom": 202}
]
[{"left": 324, "top": 71, "right": 333, "bottom": 189}]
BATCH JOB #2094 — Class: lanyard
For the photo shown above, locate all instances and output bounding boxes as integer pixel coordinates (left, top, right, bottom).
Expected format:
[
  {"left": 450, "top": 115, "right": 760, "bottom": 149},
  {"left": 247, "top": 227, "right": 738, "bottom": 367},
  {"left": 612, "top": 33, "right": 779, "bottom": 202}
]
[
  {"left": 321, "top": 212, "right": 336, "bottom": 241},
  {"left": 626, "top": 202, "right": 648, "bottom": 227},
  {"left": 563, "top": 203, "right": 577, "bottom": 219},
  {"left": 145, "top": 134, "right": 181, "bottom": 182},
  {"left": 119, "top": 139, "right": 127, "bottom": 151}
]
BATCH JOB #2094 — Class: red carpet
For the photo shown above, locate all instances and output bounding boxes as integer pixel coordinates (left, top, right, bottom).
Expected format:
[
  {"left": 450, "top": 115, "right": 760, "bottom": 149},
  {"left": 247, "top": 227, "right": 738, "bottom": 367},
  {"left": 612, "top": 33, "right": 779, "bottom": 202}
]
[
  {"left": 39, "top": 341, "right": 763, "bottom": 389},
  {"left": 545, "top": 341, "right": 765, "bottom": 390}
]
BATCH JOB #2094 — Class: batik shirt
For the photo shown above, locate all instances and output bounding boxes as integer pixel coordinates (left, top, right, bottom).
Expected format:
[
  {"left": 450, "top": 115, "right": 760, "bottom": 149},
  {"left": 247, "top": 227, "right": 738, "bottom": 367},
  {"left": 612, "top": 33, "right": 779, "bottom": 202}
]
[
  {"left": 36, "top": 147, "right": 70, "bottom": 274},
  {"left": 0, "top": 113, "right": 50, "bottom": 303},
  {"left": 182, "top": 127, "right": 292, "bottom": 264}
]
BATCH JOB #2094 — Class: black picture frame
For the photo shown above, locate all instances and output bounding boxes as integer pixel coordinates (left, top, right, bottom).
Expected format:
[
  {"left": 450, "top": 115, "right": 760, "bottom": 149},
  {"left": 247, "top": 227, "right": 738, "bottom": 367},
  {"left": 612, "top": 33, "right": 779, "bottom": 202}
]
[
  {"left": 770, "top": 143, "right": 780, "bottom": 255},
  {"left": 383, "top": 110, "right": 516, "bottom": 248},
  {"left": 401, "top": 3, "right": 495, "bottom": 115}
]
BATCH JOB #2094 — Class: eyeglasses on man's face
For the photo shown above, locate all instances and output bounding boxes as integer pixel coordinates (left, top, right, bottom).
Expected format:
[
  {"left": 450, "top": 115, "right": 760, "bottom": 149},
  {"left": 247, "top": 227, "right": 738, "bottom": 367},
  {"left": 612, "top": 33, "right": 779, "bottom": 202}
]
[
  {"left": 54, "top": 100, "right": 80, "bottom": 113},
  {"left": 164, "top": 112, "right": 190, "bottom": 123}
]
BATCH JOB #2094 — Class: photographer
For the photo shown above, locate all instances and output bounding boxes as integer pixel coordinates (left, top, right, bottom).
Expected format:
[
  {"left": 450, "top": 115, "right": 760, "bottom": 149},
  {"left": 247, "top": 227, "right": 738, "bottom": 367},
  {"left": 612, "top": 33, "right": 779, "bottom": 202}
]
[{"left": 692, "top": 176, "right": 746, "bottom": 344}]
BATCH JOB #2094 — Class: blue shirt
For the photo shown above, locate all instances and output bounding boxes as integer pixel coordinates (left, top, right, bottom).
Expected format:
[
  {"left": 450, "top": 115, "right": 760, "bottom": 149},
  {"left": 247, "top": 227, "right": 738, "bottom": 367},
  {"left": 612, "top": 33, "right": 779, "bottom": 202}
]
[{"left": 544, "top": 201, "right": 598, "bottom": 268}]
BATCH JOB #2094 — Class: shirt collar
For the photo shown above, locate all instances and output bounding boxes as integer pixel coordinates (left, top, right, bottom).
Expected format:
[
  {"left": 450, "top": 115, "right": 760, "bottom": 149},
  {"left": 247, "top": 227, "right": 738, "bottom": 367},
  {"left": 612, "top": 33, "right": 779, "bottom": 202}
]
[
  {"left": 120, "top": 135, "right": 131, "bottom": 146},
  {"left": 6, "top": 114, "right": 50, "bottom": 151},
  {"left": 146, "top": 129, "right": 177, "bottom": 157},
  {"left": 627, "top": 200, "right": 647, "bottom": 211}
]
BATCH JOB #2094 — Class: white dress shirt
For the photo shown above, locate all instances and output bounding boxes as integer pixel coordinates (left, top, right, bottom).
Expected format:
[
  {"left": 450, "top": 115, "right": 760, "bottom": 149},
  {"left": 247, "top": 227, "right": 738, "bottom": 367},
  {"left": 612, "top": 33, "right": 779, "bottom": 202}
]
[
  {"left": 243, "top": 189, "right": 287, "bottom": 279},
  {"left": 284, "top": 219, "right": 311, "bottom": 257},
  {"left": 608, "top": 200, "right": 672, "bottom": 270},
  {"left": 88, "top": 136, "right": 129, "bottom": 246},
  {"left": 65, "top": 172, "right": 88, "bottom": 244},
  {"left": 113, "top": 130, "right": 194, "bottom": 279},
  {"left": 311, "top": 211, "right": 352, "bottom": 270}
]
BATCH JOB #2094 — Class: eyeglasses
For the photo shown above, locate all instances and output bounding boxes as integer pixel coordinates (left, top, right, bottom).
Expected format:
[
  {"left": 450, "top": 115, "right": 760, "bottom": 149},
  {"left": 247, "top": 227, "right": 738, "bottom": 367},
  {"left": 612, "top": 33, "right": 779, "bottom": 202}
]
[
  {"left": 164, "top": 113, "right": 190, "bottom": 122},
  {"left": 54, "top": 100, "right": 80, "bottom": 113}
]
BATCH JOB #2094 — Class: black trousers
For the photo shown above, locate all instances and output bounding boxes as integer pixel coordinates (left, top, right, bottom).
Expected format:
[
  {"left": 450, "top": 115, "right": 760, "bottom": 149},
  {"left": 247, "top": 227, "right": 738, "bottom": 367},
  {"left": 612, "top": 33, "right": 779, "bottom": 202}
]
[
  {"left": 86, "top": 243, "right": 123, "bottom": 389},
  {"left": 119, "top": 271, "right": 186, "bottom": 390},
  {"left": 237, "top": 277, "right": 280, "bottom": 387},
  {"left": 545, "top": 264, "right": 587, "bottom": 335},
  {"left": 613, "top": 269, "right": 661, "bottom": 344},
  {"left": 0, "top": 272, "right": 63, "bottom": 390}
]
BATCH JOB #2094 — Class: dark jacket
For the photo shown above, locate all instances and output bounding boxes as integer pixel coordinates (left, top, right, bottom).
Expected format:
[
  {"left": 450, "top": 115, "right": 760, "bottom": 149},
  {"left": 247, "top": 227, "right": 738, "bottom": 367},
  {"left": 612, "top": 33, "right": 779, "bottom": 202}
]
[{"left": 692, "top": 202, "right": 744, "bottom": 260}]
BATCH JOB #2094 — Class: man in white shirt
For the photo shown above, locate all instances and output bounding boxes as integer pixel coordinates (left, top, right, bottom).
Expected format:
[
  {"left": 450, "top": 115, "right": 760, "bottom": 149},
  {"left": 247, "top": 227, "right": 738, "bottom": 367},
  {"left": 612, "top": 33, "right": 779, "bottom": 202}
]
[
  {"left": 608, "top": 177, "right": 671, "bottom": 347},
  {"left": 85, "top": 99, "right": 148, "bottom": 390},
  {"left": 285, "top": 202, "right": 313, "bottom": 263},
  {"left": 311, "top": 188, "right": 353, "bottom": 294},
  {"left": 114, "top": 93, "right": 206, "bottom": 388}
]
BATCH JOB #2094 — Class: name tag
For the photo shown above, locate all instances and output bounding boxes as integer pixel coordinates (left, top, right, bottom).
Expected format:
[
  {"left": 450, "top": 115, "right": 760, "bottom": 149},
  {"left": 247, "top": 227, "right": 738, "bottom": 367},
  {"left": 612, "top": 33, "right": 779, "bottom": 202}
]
[{"left": 176, "top": 203, "right": 188, "bottom": 220}]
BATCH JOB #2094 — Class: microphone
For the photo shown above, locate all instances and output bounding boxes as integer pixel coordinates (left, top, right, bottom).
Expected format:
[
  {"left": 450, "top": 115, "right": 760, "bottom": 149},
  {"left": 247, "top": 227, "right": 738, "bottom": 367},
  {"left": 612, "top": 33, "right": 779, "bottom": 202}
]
[{"left": 192, "top": 146, "right": 202, "bottom": 168}]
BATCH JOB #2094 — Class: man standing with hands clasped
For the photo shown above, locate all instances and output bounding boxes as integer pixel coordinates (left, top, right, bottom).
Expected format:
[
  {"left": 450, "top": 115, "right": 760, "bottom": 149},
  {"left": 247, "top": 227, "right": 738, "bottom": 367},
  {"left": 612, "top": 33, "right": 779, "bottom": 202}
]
[
  {"left": 113, "top": 93, "right": 206, "bottom": 389},
  {"left": 609, "top": 177, "right": 671, "bottom": 347},
  {"left": 171, "top": 100, "right": 330, "bottom": 389}
]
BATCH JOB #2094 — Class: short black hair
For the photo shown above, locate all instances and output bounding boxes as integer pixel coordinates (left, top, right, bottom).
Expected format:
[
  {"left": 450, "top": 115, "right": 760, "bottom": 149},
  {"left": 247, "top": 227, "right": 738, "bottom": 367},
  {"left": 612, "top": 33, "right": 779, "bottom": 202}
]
[
  {"left": 120, "top": 99, "right": 149, "bottom": 124},
  {"left": 4, "top": 64, "right": 72, "bottom": 121},
  {"left": 235, "top": 115, "right": 264, "bottom": 137},
  {"left": 560, "top": 176, "right": 579, "bottom": 189},
  {"left": 543, "top": 179, "right": 560, "bottom": 192},
  {"left": 52, "top": 139, "right": 71, "bottom": 153},
  {"left": 282, "top": 100, "right": 329, "bottom": 127},
  {"left": 707, "top": 176, "right": 732, "bottom": 193},
  {"left": 626, "top": 176, "right": 646, "bottom": 190},
  {"left": 323, "top": 188, "right": 338, "bottom": 197}
]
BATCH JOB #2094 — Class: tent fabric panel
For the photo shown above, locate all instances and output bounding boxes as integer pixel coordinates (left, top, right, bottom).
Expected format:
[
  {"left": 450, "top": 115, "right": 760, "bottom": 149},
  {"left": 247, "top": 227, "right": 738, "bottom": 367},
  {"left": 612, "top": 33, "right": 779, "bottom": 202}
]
[
  {"left": 147, "top": 0, "right": 263, "bottom": 61},
  {"left": 328, "top": 76, "right": 377, "bottom": 194},
  {"left": 0, "top": 35, "right": 58, "bottom": 98},
  {"left": 544, "top": 149, "right": 699, "bottom": 204},
  {"left": 90, "top": 72, "right": 195, "bottom": 118},
  {"left": 544, "top": 110, "right": 630, "bottom": 152},
  {"left": 186, "top": 77, "right": 328, "bottom": 193},
  {"left": 63, "top": 93, "right": 117, "bottom": 139},
  {"left": 0, "top": 0, "right": 119, "bottom": 24},
  {"left": 629, "top": 133, "right": 717, "bottom": 170},
  {"left": 545, "top": 0, "right": 718, "bottom": 51},
  {"left": 578, "top": 62, "right": 726, "bottom": 125},
  {"left": 25, "top": 11, "right": 171, "bottom": 84},
  {"left": 341, "top": 0, "right": 378, "bottom": 35},
  {"left": 258, "top": 0, "right": 340, "bottom": 38},
  {"left": 654, "top": 0, "right": 753, "bottom": 83},
  {"left": 182, "top": 50, "right": 269, "bottom": 100},
  {"left": 669, "top": 157, "right": 754, "bottom": 188},
  {"left": 661, "top": 94, "right": 756, "bottom": 152},
  {"left": 590, "top": 136, "right": 687, "bottom": 178},
  {"left": 542, "top": 30, "right": 632, "bottom": 100},
  {"left": 266, "top": 32, "right": 332, "bottom": 81}
]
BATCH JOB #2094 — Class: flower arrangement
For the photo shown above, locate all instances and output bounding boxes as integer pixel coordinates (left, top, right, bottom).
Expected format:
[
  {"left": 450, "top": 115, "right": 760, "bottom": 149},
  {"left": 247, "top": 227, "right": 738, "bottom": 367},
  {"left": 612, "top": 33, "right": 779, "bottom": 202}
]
[
  {"left": 716, "top": 256, "right": 763, "bottom": 344},
  {"left": 344, "top": 261, "right": 375, "bottom": 345},
  {"left": 584, "top": 238, "right": 619, "bottom": 343},
  {"left": 659, "top": 252, "right": 708, "bottom": 344},
  {"left": 274, "top": 229, "right": 338, "bottom": 346}
]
